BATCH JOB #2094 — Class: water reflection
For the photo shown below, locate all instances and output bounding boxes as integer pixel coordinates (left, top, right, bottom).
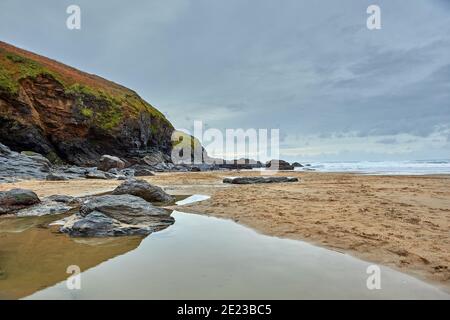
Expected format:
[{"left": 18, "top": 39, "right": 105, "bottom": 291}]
[
  {"left": 0, "top": 214, "right": 144, "bottom": 299},
  {"left": 27, "top": 211, "right": 450, "bottom": 300}
]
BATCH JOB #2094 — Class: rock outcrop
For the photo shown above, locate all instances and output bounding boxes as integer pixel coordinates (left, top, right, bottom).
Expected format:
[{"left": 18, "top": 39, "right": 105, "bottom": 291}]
[
  {"left": 112, "top": 179, "right": 173, "bottom": 203},
  {"left": 60, "top": 194, "right": 175, "bottom": 237},
  {"left": 0, "top": 41, "right": 174, "bottom": 166},
  {"left": 223, "top": 176, "right": 299, "bottom": 184}
]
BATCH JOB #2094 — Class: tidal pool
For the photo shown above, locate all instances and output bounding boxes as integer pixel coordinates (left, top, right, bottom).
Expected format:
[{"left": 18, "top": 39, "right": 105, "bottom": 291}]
[{"left": 17, "top": 196, "right": 448, "bottom": 300}]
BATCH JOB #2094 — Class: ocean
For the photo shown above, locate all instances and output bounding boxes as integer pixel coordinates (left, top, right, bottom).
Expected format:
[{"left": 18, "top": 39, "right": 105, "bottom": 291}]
[{"left": 294, "top": 160, "right": 450, "bottom": 175}]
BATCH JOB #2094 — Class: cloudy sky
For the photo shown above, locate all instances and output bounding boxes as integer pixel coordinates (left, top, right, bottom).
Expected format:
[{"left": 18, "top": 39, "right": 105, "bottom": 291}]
[{"left": 1, "top": 0, "right": 449, "bottom": 161}]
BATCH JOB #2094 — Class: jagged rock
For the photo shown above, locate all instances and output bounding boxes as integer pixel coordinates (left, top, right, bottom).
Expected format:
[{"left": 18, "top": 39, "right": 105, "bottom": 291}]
[
  {"left": 223, "top": 176, "right": 299, "bottom": 184},
  {"left": 266, "top": 159, "right": 294, "bottom": 170},
  {"left": 292, "top": 162, "right": 304, "bottom": 167},
  {"left": 0, "top": 143, "right": 51, "bottom": 181},
  {"left": 60, "top": 194, "right": 175, "bottom": 237},
  {"left": 98, "top": 155, "right": 125, "bottom": 172},
  {"left": 112, "top": 179, "right": 173, "bottom": 203},
  {"left": 0, "top": 189, "right": 40, "bottom": 214}
]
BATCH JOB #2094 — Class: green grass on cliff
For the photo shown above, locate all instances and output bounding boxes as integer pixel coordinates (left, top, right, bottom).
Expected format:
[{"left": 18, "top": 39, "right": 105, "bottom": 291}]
[
  {"left": 0, "top": 45, "right": 172, "bottom": 132},
  {"left": 0, "top": 51, "right": 61, "bottom": 94}
]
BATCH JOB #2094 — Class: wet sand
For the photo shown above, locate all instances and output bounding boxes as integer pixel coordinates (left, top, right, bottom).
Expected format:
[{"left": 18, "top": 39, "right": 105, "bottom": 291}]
[{"left": 1, "top": 171, "right": 449, "bottom": 290}]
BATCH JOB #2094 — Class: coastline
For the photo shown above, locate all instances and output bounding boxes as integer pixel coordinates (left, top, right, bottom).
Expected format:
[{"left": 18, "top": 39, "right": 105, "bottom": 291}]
[{"left": 1, "top": 171, "right": 449, "bottom": 291}]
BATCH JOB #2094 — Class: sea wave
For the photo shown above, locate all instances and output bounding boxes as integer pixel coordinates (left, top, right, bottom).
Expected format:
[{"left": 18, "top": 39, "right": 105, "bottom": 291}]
[{"left": 294, "top": 160, "right": 450, "bottom": 175}]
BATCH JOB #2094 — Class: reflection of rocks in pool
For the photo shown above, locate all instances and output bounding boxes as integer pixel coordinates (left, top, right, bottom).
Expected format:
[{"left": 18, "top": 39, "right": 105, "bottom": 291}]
[
  {"left": 60, "top": 194, "right": 175, "bottom": 237},
  {"left": 0, "top": 215, "right": 143, "bottom": 299}
]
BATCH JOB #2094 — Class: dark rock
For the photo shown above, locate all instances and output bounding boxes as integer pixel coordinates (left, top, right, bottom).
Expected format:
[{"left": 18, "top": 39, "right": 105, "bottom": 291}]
[
  {"left": 98, "top": 155, "right": 125, "bottom": 172},
  {"left": 223, "top": 176, "right": 299, "bottom": 184},
  {"left": 266, "top": 159, "right": 294, "bottom": 170},
  {"left": 46, "top": 195, "right": 75, "bottom": 204},
  {"left": 190, "top": 166, "right": 201, "bottom": 172},
  {"left": 112, "top": 179, "right": 173, "bottom": 203},
  {"left": 120, "top": 168, "right": 135, "bottom": 178},
  {"left": 129, "top": 165, "right": 155, "bottom": 176},
  {"left": 0, "top": 143, "right": 52, "bottom": 181},
  {"left": 60, "top": 194, "right": 175, "bottom": 237},
  {"left": 140, "top": 152, "right": 171, "bottom": 166},
  {"left": 0, "top": 189, "right": 41, "bottom": 214},
  {"left": 218, "top": 158, "right": 263, "bottom": 170},
  {"left": 292, "top": 162, "right": 303, "bottom": 167},
  {"left": 46, "top": 173, "right": 69, "bottom": 181}
]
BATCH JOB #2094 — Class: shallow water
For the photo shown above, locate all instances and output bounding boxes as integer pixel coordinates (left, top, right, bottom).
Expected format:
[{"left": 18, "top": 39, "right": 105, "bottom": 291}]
[{"left": 19, "top": 203, "right": 448, "bottom": 300}]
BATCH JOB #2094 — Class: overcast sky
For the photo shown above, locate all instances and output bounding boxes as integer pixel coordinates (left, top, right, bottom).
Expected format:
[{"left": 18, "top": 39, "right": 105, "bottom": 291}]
[{"left": 1, "top": 0, "right": 449, "bottom": 161}]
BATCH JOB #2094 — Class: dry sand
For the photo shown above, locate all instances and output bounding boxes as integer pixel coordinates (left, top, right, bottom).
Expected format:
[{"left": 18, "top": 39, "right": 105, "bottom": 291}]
[{"left": 1, "top": 171, "right": 449, "bottom": 289}]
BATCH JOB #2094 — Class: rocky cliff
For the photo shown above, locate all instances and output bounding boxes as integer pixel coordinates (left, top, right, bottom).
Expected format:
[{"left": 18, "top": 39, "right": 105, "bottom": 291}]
[{"left": 0, "top": 41, "right": 174, "bottom": 165}]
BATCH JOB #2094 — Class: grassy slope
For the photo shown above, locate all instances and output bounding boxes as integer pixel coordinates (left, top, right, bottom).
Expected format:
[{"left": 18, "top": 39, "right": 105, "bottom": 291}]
[{"left": 0, "top": 41, "right": 172, "bottom": 131}]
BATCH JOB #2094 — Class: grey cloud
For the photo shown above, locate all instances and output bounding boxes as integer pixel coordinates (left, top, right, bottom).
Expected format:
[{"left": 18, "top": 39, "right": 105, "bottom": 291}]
[{"left": 0, "top": 0, "right": 449, "bottom": 160}]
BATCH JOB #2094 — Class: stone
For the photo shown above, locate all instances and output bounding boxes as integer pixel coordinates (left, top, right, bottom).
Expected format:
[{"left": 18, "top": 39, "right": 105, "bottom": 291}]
[
  {"left": 46, "top": 195, "right": 75, "bottom": 204},
  {"left": 98, "top": 155, "right": 125, "bottom": 172},
  {"left": 292, "top": 162, "right": 303, "bottom": 167},
  {"left": 223, "top": 176, "right": 299, "bottom": 184},
  {"left": 60, "top": 194, "right": 175, "bottom": 237},
  {"left": 0, "top": 143, "right": 52, "bottom": 181},
  {"left": 0, "top": 189, "right": 41, "bottom": 214},
  {"left": 112, "top": 179, "right": 173, "bottom": 203},
  {"left": 46, "top": 173, "right": 69, "bottom": 181},
  {"left": 16, "top": 200, "right": 73, "bottom": 217},
  {"left": 130, "top": 165, "right": 155, "bottom": 177}
]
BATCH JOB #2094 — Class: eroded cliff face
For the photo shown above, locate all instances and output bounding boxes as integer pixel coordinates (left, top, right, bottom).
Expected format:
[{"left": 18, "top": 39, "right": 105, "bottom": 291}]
[{"left": 0, "top": 41, "right": 174, "bottom": 165}]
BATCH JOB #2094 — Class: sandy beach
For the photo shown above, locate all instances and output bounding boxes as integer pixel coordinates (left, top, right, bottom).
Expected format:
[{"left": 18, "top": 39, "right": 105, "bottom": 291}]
[{"left": 1, "top": 171, "right": 449, "bottom": 290}]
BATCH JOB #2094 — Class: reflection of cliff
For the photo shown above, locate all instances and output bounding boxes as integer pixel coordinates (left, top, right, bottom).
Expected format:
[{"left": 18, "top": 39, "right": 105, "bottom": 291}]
[{"left": 0, "top": 215, "right": 143, "bottom": 299}]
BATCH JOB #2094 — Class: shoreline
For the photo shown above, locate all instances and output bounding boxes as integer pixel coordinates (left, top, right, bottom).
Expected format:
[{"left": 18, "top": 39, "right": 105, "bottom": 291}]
[{"left": 1, "top": 171, "right": 449, "bottom": 292}]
